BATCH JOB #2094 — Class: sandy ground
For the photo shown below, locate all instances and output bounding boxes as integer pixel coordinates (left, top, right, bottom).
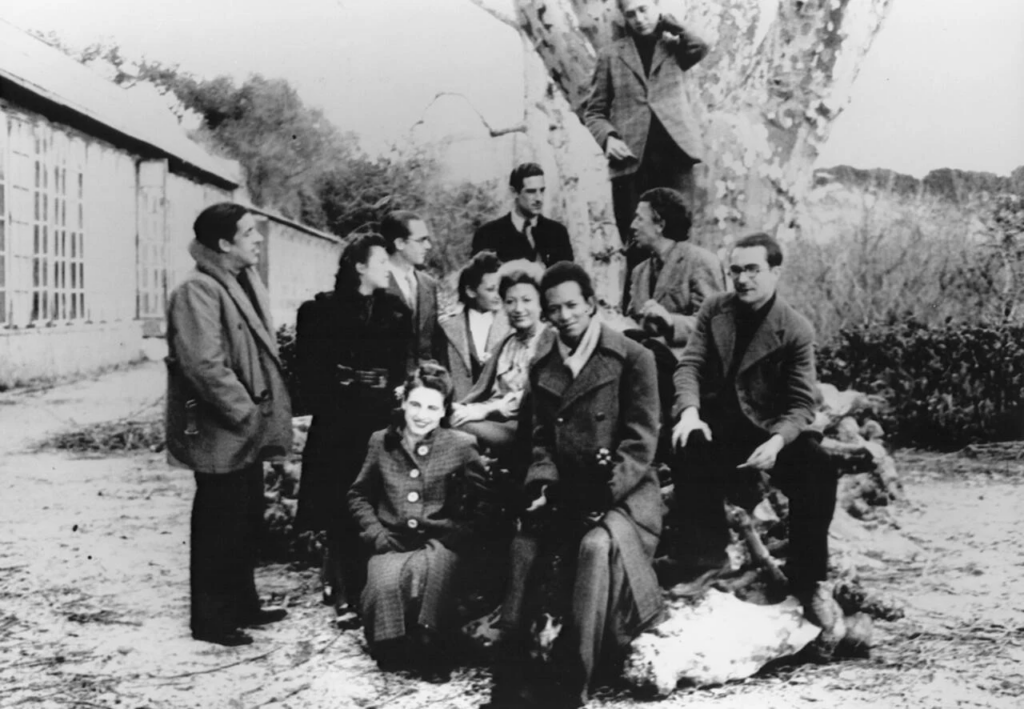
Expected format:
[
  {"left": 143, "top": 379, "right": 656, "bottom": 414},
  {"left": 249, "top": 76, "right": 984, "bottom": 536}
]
[{"left": 0, "top": 362, "right": 1022, "bottom": 708}]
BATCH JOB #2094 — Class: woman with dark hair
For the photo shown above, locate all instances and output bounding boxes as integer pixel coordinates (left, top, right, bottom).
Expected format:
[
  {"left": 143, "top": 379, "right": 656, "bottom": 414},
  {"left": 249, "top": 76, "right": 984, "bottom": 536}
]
[
  {"left": 451, "top": 260, "right": 551, "bottom": 455},
  {"left": 439, "top": 250, "right": 510, "bottom": 400},
  {"left": 348, "top": 362, "right": 490, "bottom": 681},
  {"left": 295, "top": 233, "right": 412, "bottom": 623}
]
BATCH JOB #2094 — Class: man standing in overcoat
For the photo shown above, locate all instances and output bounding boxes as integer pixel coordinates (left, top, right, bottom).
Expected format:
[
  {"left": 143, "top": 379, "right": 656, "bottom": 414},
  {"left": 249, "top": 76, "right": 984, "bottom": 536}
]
[
  {"left": 165, "top": 203, "right": 292, "bottom": 646},
  {"left": 486, "top": 262, "right": 663, "bottom": 709},
  {"left": 670, "top": 233, "right": 838, "bottom": 615},
  {"left": 583, "top": 0, "right": 710, "bottom": 308}
]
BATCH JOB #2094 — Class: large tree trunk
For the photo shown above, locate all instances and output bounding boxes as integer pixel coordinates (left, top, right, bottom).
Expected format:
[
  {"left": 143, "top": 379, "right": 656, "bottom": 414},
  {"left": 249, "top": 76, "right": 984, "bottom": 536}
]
[{"left": 480, "top": 0, "right": 894, "bottom": 295}]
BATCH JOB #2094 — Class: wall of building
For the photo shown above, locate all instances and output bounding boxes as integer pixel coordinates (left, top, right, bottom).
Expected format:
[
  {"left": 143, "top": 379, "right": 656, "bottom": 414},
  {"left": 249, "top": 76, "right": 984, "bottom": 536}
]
[{"left": 263, "top": 219, "right": 341, "bottom": 327}]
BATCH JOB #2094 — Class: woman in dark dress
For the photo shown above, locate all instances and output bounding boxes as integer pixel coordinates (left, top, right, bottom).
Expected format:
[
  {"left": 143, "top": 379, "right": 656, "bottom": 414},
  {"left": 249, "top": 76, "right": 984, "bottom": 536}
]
[{"left": 295, "top": 233, "right": 412, "bottom": 621}]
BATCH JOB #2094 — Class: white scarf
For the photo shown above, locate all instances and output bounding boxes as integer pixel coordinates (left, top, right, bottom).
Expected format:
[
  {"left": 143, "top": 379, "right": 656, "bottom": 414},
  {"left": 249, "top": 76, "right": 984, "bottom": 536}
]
[{"left": 557, "top": 313, "right": 602, "bottom": 379}]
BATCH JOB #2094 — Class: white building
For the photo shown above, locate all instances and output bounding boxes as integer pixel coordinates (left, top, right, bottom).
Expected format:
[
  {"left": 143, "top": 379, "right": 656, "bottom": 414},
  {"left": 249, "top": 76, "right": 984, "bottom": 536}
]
[{"left": 0, "top": 20, "right": 341, "bottom": 387}]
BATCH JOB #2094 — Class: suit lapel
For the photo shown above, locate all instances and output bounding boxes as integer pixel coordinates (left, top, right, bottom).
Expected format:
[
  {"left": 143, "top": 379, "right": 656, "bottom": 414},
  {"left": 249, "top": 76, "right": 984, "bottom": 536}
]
[
  {"left": 737, "top": 302, "right": 786, "bottom": 374},
  {"left": 651, "top": 242, "right": 687, "bottom": 301},
  {"left": 650, "top": 39, "right": 670, "bottom": 77},
  {"left": 414, "top": 271, "right": 432, "bottom": 331},
  {"left": 711, "top": 309, "right": 736, "bottom": 372},
  {"left": 618, "top": 38, "right": 647, "bottom": 85},
  {"left": 441, "top": 307, "right": 472, "bottom": 372},
  {"left": 201, "top": 264, "right": 280, "bottom": 364},
  {"left": 559, "top": 350, "right": 619, "bottom": 414}
]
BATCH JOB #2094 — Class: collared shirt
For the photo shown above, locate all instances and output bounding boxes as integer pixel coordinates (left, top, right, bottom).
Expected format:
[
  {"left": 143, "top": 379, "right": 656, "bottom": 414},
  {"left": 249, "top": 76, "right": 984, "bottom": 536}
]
[
  {"left": 467, "top": 308, "right": 495, "bottom": 361},
  {"left": 389, "top": 262, "right": 418, "bottom": 312},
  {"left": 510, "top": 211, "right": 537, "bottom": 252}
]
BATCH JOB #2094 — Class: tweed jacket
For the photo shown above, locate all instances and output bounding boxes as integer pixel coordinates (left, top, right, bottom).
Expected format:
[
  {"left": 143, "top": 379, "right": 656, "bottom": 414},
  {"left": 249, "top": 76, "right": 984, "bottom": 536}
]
[
  {"left": 526, "top": 324, "right": 662, "bottom": 541},
  {"left": 672, "top": 293, "right": 819, "bottom": 445},
  {"left": 348, "top": 426, "right": 488, "bottom": 555},
  {"left": 165, "top": 240, "right": 292, "bottom": 473},
  {"left": 628, "top": 241, "right": 725, "bottom": 352},
  {"left": 387, "top": 268, "right": 445, "bottom": 373},
  {"left": 583, "top": 20, "right": 709, "bottom": 178},
  {"left": 439, "top": 305, "right": 511, "bottom": 401},
  {"left": 471, "top": 213, "right": 575, "bottom": 267}
]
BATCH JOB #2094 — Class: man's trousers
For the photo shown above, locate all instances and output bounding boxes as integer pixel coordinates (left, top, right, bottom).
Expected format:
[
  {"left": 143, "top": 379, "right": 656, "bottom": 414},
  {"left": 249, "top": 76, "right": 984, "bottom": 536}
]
[
  {"left": 672, "top": 425, "right": 837, "bottom": 596},
  {"left": 190, "top": 463, "right": 264, "bottom": 634}
]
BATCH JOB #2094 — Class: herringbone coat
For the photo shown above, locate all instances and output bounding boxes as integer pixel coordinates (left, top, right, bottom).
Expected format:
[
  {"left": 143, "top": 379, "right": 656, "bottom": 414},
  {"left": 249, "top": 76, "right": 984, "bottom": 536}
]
[
  {"left": 165, "top": 240, "right": 292, "bottom": 474},
  {"left": 583, "top": 23, "right": 709, "bottom": 178}
]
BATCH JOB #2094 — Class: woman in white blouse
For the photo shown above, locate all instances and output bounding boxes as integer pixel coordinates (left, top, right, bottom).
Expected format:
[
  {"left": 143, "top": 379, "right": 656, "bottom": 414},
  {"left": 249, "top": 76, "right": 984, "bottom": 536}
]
[{"left": 451, "top": 260, "right": 550, "bottom": 454}]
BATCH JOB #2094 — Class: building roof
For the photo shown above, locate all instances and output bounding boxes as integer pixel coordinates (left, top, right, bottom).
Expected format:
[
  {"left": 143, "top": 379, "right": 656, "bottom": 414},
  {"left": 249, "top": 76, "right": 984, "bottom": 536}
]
[
  {"left": 0, "top": 19, "right": 240, "bottom": 187},
  {"left": 247, "top": 205, "right": 342, "bottom": 244}
]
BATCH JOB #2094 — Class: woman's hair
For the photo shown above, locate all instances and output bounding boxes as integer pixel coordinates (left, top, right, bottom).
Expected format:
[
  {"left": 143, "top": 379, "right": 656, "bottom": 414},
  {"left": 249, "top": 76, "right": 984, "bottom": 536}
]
[
  {"left": 498, "top": 259, "right": 545, "bottom": 300},
  {"left": 333, "top": 232, "right": 388, "bottom": 295},
  {"left": 458, "top": 250, "right": 502, "bottom": 307},
  {"left": 401, "top": 360, "right": 454, "bottom": 416}
]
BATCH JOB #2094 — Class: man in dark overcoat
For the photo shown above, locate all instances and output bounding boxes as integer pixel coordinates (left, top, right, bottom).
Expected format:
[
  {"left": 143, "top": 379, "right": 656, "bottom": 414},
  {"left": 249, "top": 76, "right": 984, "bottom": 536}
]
[
  {"left": 471, "top": 163, "right": 574, "bottom": 267},
  {"left": 486, "top": 262, "right": 663, "bottom": 709},
  {"left": 165, "top": 203, "right": 293, "bottom": 646},
  {"left": 671, "top": 232, "right": 838, "bottom": 616},
  {"left": 582, "top": 0, "right": 710, "bottom": 308}
]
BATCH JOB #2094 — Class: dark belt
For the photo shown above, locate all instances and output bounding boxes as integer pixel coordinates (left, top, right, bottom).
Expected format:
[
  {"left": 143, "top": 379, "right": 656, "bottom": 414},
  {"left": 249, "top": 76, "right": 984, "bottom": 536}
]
[{"left": 337, "top": 366, "right": 389, "bottom": 389}]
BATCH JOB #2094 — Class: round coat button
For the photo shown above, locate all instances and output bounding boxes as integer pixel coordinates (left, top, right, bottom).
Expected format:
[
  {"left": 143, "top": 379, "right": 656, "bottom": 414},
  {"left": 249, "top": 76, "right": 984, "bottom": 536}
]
[
  {"left": 410, "top": 469, "right": 420, "bottom": 479},
  {"left": 556, "top": 417, "right": 564, "bottom": 424},
  {"left": 407, "top": 518, "right": 419, "bottom": 529},
  {"left": 417, "top": 445, "right": 429, "bottom": 456},
  {"left": 407, "top": 491, "right": 420, "bottom": 503}
]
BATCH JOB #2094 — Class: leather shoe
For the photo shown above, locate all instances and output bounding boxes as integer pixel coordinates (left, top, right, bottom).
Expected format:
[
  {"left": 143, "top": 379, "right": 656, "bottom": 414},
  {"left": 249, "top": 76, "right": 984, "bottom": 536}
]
[
  {"left": 242, "top": 606, "right": 288, "bottom": 626},
  {"left": 192, "top": 628, "right": 254, "bottom": 647}
]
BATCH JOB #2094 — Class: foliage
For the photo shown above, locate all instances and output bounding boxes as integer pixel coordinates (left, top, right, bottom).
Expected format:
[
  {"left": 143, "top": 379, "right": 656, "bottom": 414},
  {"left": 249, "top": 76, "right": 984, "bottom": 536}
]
[
  {"left": 38, "top": 416, "right": 165, "bottom": 454},
  {"left": 817, "top": 321, "right": 1024, "bottom": 449},
  {"left": 276, "top": 323, "right": 304, "bottom": 417}
]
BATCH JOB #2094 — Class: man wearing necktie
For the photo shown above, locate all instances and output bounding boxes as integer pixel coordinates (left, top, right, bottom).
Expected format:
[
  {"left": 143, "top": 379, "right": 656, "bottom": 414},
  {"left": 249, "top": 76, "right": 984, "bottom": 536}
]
[
  {"left": 382, "top": 210, "right": 446, "bottom": 373},
  {"left": 472, "top": 163, "right": 574, "bottom": 267}
]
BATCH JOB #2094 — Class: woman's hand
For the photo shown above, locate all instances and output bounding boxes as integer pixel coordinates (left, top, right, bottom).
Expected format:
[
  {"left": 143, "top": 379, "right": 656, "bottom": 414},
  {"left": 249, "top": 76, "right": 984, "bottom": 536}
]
[{"left": 497, "top": 392, "right": 523, "bottom": 419}]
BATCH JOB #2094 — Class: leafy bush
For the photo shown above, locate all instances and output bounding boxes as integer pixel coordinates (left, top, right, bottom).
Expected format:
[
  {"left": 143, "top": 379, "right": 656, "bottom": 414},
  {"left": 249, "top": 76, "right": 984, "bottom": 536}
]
[
  {"left": 276, "top": 323, "right": 304, "bottom": 417},
  {"left": 817, "top": 321, "right": 1024, "bottom": 449}
]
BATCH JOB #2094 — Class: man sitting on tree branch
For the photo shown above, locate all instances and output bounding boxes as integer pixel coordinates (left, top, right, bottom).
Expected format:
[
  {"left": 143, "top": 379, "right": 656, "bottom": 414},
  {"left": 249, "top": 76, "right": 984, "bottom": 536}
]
[{"left": 670, "top": 233, "right": 839, "bottom": 623}]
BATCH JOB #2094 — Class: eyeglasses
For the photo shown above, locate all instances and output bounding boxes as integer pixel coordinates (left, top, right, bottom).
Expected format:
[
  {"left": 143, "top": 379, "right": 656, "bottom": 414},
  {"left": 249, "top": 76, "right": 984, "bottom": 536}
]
[{"left": 729, "top": 264, "right": 764, "bottom": 278}]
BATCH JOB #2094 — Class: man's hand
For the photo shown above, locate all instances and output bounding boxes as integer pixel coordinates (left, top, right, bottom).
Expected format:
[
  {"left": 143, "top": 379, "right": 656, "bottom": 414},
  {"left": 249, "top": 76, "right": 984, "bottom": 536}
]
[
  {"left": 450, "top": 402, "right": 486, "bottom": 427},
  {"left": 605, "top": 136, "right": 637, "bottom": 163},
  {"left": 738, "top": 434, "right": 785, "bottom": 471},
  {"left": 525, "top": 484, "right": 549, "bottom": 513},
  {"left": 672, "top": 407, "right": 712, "bottom": 449},
  {"left": 639, "top": 299, "right": 671, "bottom": 329}
]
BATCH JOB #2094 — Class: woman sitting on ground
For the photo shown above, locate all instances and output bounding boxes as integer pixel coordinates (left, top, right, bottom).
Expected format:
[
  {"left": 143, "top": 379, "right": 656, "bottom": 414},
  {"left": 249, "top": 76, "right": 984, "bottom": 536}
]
[
  {"left": 347, "top": 362, "right": 490, "bottom": 681},
  {"left": 450, "top": 260, "right": 550, "bottom": 455}
]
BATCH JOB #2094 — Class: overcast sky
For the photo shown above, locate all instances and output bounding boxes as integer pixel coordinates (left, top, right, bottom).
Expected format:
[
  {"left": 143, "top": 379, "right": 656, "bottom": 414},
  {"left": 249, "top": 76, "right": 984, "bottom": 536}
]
[{"left": 3, "top": 0, "right": 1022, "bottom": 178}]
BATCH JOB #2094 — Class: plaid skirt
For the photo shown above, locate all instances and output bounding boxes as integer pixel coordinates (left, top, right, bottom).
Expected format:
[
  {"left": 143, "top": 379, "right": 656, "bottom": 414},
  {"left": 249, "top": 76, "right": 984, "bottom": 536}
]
[{"left": 361, "top": 539, "right": 461, "bottom": 645}]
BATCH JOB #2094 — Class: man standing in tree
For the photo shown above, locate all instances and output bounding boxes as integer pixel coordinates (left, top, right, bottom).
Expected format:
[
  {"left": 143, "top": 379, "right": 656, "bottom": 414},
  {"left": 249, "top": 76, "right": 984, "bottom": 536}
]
[
  {"left": 671, "top": 233, "right": 839, "bottom": 625},
  {"left": 583, "top": 0, "right": 710, "bottom": 308},
  {"left": 472, "top": 163, "right": 574, "bottom": 267},
  {"left": 165, "top": 203, "right": 292, "bottom": 646}
]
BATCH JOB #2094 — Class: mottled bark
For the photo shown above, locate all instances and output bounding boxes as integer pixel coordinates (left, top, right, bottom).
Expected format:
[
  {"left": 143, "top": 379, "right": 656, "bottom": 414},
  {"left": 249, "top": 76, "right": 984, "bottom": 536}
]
[{"left": 475, "top": 0, "right": 893, "bottom": 293}]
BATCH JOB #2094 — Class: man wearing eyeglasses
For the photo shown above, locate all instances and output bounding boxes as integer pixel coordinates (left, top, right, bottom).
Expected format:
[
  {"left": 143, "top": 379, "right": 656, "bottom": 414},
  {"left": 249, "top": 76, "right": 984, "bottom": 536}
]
[
  {"left": 382, "top": 210, "right": 445, "bottom": 373},
  {"left": 669, "top": 233, "right": 838, "bottom": 628}
]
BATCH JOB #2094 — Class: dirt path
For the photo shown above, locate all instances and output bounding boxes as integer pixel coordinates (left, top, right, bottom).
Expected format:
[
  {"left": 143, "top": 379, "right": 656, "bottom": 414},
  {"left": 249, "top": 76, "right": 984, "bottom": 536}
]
[{"left": 1, "top": 363, "right": 1022, "bottom": 708}]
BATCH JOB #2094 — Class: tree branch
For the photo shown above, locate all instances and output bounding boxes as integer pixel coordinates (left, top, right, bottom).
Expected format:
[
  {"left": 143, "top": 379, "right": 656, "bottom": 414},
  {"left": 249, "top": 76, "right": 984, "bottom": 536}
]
[
  {"left": 411, "top": 91, "right": 526, "bottom": 138},
  {"left": 464, "top": 0, "right": 520, "bottom": 29}
]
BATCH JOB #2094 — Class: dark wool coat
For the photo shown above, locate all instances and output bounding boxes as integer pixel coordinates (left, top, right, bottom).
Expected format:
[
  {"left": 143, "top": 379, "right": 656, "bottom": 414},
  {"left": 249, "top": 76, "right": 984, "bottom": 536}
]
[
  {"left": 347, "top": 427, "right": 489, "bottom": 643},
  {"left": 582, "top": 20, "right": 709, "bottom": 177},
  {"left": 672, "top": 292, "right": 820, "bottom": 445},
  {"left": 165, "top": 240, "right": 292, "bottom": 474},
  {"left": 471, "top": 213, "right": 575, "bottom": 267},
  {"left": 525, "top": 324, "right": 664, "bottom": 627},
  {"left": 294, "top": 288, "right": 412, "bottom": 533}
]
